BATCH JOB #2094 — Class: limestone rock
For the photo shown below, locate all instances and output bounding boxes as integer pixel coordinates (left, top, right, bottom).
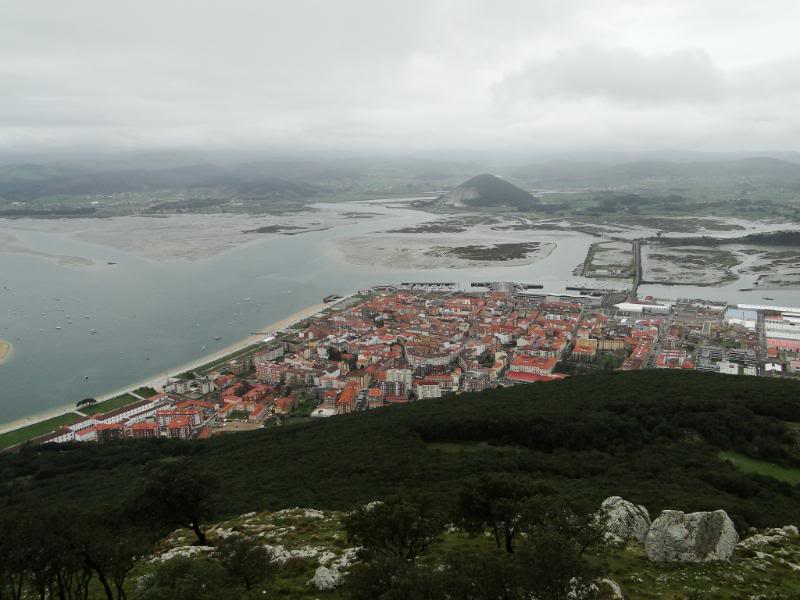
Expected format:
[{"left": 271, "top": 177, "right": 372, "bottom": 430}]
[
  {"left": 152, "top": 545, "right": 213, "bottom": 563},
  {"left": 310, "top": 565, "right": 341, "bottom": 590},
  {"left": 646, "top": 510, "right": 738, "bottom": 562},
  {"left": 598, "top": 496, "right": 651, "bottom": 544},
  {"left": 737, "top": 525, "right": 798, "bottom": 550},
  {"left": 598, "top": 578, "right": 624, "bottom": 599}
]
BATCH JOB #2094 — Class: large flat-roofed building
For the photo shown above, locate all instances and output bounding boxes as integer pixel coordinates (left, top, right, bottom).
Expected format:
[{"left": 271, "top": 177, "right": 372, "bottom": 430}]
[{"left": 614, "top": 302, "right": 672, "bottom": 315}]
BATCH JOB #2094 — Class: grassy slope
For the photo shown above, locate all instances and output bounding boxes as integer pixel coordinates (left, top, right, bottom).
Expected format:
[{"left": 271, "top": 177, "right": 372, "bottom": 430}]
[
  {"left": 135, "top": 508, "right": 800, "bottom": 600},
  {"left": 82, "top": 393, "right": 140, "bottom": 415},
  {"left": 1, "top": 371, "right": 799, "bottom": 531},
  {"left": 720, "top": 451, "right": 800, "bottom": 486},
  {"left": 0, "top": 412, "right": 83, "bottom": 449}
]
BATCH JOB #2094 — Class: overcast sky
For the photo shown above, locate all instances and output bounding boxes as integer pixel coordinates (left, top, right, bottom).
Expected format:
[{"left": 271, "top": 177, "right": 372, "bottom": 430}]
[{"left": 3, "top": 1, "right": 800, "bottom": 156}]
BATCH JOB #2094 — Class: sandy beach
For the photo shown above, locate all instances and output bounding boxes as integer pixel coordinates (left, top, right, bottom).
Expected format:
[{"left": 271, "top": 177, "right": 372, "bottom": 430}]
[
  {"left": 0, "top": 340, "right": 11, "bottom": 364},
  {"left": 0, "top": 299, "right": 341, "bottom": 436}
]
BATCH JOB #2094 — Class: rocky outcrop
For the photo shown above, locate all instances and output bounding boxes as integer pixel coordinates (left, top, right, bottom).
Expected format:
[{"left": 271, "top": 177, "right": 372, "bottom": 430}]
[
  {"left": 598, "top": 579, "right": 624, "bottom": 599},
  {"left": 598, "top": 496, "right": 651, "bottom": 544},
  {"left": 567, "top": 577, "right": 624, "bottom": 599},
  {"left": 310, "top": 566, "right": 341, "bottom": 590},
  {"left": 737, "top": 525, "right": 798, "bottom": 550},
  {"left": 646, "top": 510, "right": 738, "bottom": 562}
]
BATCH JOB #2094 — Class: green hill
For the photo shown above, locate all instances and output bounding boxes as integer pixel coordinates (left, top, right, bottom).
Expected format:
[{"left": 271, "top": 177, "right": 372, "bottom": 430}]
[
  {"left": 3, "top": 371, "right": 799, "bottom": 530},
  {"left": 3, "top": 370, "right": 800, "bottom": 599},
  {"left": 435, "top": 173, "right": 537, "bottom": 209}
]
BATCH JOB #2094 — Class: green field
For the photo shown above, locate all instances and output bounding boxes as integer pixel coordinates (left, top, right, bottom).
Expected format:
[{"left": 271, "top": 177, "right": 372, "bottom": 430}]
[
  {"left": 0, "top": 412, "right": 83, "bottom": 449},
  {"left": 719, "top": 451, "right": 800, "bottom": 485},
  {"left": 132, "top": 386, "right": 158, "bottom": 398},
  {"left": 192, "top": 342, "right": 267, "bottom": 376},
  {"left": 82, "top": 393, "right": 140, "bottom": 415}
]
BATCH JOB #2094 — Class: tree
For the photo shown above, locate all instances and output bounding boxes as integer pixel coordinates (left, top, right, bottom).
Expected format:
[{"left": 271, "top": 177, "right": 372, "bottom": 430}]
[
  {"left": 344, "top": 498, "right": 445, "bottom": 562},
  {"left": 0, "top": 513, "right": 30, "bottom": 600},
  {"left": 457, "top": 474, "right": 553, "bottom": 553},
  {"left": 135, "top": 557, "right": 231, "bottom": 600},
  {"left": 215, "top": 535, "right": 276, "bottom": 591},
  {"left": 77, "top": 511, "right": 155, "bottom": 600},
  {"left": 131, "top": 459, "right": 219, "bottom": 545},
  {"left": 515, "top": 531, "right": 600, "bottom": 600}
]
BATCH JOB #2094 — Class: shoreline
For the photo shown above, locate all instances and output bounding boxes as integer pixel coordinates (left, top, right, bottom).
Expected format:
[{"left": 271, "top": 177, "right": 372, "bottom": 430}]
[
  {"left": 0, "top": 340, "right": 11, "bottom": 364},
  {"left": 0, "top": 300, "right": 338, "bottom": 436}
]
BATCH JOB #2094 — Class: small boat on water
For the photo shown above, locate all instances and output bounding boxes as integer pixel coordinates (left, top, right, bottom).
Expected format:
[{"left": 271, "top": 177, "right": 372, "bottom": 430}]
[
  {"left": 107, "top": 261, "right": 117, "bottom": 265},
  {"left": 213, "top": 336, "right": 223, "bottom": 341},
  {"left": 763, "top": 297, "right": 775, "bottom": 301}
]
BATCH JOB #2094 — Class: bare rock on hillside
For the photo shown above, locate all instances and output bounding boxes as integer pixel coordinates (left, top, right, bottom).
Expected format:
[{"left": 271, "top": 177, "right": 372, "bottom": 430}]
[
  {"left": 598, "top": 496, "right": 651, "bottom": 544},
  {"left": 646, "top": 509, "right": 738, "bottom": 562},
  {"left": 310, "top": 565, "right": 341, "bottom": 590}
]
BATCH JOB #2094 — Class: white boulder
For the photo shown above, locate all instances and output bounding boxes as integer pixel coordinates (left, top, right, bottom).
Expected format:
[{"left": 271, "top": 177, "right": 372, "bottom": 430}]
[
  {"left": 598, "top": 496, "right": 651, "bottom": 544},
  {"left": 646, "top": 509, "right": 738, "bottom": 562},
  {"left": 310, "top": 565, "right": 341, "bottom": 590}
]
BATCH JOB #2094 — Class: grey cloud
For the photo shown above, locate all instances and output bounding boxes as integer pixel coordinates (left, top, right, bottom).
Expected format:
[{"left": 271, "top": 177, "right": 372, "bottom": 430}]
[
  {"left": 2, "top": 1, "right": 800, "bottom": 154},
  {"left": 496, "top": 45, "right": 725, "bottom": 105}
]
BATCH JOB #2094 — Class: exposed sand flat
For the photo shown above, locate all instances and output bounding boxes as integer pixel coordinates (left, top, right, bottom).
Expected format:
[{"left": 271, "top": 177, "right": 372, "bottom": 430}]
[
  {"left": 0, "top": 206, "right": 379, "bottom": 262},
  {"left": 334, "top": 234, "right": 556, "bottom": 270},
  {"left": 0, "top": 231, "right": 95, "bottom": 266},
  {"left": 0, "top": 299, "right": 341, "bottom": 436},
  {"left": 0, "top": 340, "right": 11, "bottom": 364}
]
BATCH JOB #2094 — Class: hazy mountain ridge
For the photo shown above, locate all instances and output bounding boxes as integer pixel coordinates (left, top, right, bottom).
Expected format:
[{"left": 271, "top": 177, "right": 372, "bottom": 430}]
[{"left": 513, "top": 156, "right": 800, "bottom": 186}]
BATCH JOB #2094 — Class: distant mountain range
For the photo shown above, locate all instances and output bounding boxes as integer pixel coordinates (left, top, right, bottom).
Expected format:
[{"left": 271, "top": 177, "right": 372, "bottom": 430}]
[
  {"left": 512, "top": 157, "right": 800, "bottom": 186},
  {"left": 3, "top": 155, "right": 800, "bottom": 204},
  {"left": 0, "top": 163, "right": 321, "bottom": 201},
  {"left": 435, "top": 173, "right": 538, "bottom": 209}
]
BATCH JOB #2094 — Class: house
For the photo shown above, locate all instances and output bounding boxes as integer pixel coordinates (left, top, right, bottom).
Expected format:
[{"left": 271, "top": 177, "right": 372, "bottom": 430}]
[
  {"left": 129, "top": 421, "right": 159, "bottom": 439},
  {"left": 155, "top": 408, "right": 203, "bottom": 429},
  {"left": 95, "top": 422, "right": 124, "bottom": 442},
  {"left": 336, "top": 382, "right": 359, "bottom": 414},
  {"left": 274, "top": 396, "right": 297, "bottom": 415},
  {"left": 167, "top": 418, "right": 193, "bottom": 439},
  {"left": 508, "top": 355, "right": 557, "bottom": 376},
  {"left": 414, "top": 382, "right": 441, "bottom": 399},
  {"left": 74, "top": 426, "right": 98, "bottom": 442},
  {"left": 717, "top": 360, "right": 740, "bottom": 375},
  {"left": 367, "top": 387, "right": 384, "bottom": 409},
  {"left": 249, "top": 404, "right": 269, "bottom": 422},
  {"left": 572, "top": 338, "right": 598, "bottom": 361}
]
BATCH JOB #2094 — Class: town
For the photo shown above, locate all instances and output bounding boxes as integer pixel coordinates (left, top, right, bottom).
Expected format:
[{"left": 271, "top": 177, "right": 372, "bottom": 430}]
[{"left": 30, "top": 284, "right": 800, "bottom": 447}]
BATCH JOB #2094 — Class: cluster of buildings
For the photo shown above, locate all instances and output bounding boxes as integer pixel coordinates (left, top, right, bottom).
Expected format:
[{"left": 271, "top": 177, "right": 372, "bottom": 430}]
[
  {"left": 33, "top": 287, "right": 800, "bottom": 447},
  {"left": 37, "top": 392, "right": 215, "bottom": 444},
  {"left": 613, "top": 299, "right": 800, "bottom": 376}
]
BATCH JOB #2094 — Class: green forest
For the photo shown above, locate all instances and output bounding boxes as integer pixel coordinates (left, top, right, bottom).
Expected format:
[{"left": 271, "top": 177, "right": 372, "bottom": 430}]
[{"left": 2, "top": 370, "right": 800, "bottom": 598}]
